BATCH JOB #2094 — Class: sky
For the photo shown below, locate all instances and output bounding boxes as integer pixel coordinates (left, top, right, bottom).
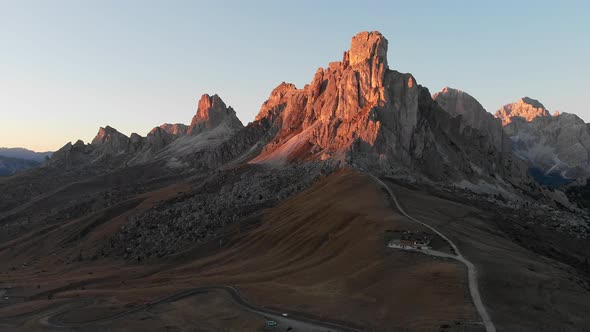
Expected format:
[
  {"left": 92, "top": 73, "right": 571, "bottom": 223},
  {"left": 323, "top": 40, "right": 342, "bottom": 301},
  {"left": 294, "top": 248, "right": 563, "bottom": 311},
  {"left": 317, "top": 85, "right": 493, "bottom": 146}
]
[{"left": 1, "top": 0, "right": 589, "bottom": 152}]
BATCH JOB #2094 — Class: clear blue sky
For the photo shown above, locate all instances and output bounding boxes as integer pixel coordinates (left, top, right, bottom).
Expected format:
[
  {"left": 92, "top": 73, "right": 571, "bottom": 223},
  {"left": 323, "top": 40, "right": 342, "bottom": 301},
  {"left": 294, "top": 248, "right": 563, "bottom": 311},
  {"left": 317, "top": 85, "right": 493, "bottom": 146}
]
[{"left": 1, "top": 0, "right": 589, "bottom": 151}]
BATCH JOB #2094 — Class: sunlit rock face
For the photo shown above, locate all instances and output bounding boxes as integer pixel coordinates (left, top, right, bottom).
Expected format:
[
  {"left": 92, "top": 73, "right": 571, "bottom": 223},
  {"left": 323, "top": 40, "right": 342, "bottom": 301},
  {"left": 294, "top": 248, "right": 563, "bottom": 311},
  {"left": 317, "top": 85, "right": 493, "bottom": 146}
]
[
  {"left": 145, "top": 127, "right": 176, "bottom": 152},
  {"left": 499, "top": 103, "right": 590, "bottom": 178},
  {"left": 249, "top": 31, "right": 530, "bottom": 185},
  {"left": 159, "top": 123, "right": 188, "bottom": 136},
  {"left": 250, "top": 31, "right": 399, "bottom": 165},
  {"left": 433, "top": 87, "right": 511, "bottom": 152},
  {"left": 495, "top": 97, "right": 551, "bottom": 126},
  {"left": 91, "top": 126, "right": 130, "bottom": 156},
  {"left": 47, "top": 31, "right": 535, "bottom": 188},
  {"left": 188, "top": 94, "right": 243, "bottom": 135}
]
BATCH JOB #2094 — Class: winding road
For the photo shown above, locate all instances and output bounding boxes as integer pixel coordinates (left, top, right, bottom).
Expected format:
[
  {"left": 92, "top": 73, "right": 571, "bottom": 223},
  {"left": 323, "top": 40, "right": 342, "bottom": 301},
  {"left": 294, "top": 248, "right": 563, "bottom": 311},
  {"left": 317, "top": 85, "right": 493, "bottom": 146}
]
[
  {"left": 36, "top": 285, "right": 360, "bottom": 332},
  {"left": 368, "top": 174, "right": 496, "bottom": 332},
  {"left": 3, "top": 173, "right": 495, "bottom": 332}
]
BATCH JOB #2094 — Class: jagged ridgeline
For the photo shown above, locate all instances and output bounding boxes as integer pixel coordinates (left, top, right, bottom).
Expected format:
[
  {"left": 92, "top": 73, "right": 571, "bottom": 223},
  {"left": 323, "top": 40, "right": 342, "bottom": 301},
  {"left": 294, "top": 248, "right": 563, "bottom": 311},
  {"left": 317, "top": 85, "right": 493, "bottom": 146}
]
[{"left": 48, "top": 31, "right": 534, "bottom": 195}]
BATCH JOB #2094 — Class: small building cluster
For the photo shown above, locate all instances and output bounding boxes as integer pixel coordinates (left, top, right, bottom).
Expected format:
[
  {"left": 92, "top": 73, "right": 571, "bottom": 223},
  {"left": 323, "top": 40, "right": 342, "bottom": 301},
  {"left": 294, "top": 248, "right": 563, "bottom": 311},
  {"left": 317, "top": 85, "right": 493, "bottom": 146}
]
[{"left": 387, "top": 230, "right": 432, "bottom": 250}]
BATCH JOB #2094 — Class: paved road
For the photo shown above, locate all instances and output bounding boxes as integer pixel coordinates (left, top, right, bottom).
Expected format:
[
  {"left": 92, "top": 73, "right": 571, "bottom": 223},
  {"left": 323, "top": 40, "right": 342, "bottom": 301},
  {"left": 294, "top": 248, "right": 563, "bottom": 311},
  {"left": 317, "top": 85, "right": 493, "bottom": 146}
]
[
  {"left": 368, "top": 174, "right": 496, "bottom": 332},
  {"left": 39, "top": 285, "right": 360, "bottom": 332}
]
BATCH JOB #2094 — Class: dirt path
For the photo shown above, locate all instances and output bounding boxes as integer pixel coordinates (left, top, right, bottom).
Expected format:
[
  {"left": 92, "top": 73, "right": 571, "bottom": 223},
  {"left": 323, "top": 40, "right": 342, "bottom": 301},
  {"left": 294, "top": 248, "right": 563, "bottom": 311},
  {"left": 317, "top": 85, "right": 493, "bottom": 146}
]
[{"left": 368, "top": 174, "right": 496, "bottom": 332}]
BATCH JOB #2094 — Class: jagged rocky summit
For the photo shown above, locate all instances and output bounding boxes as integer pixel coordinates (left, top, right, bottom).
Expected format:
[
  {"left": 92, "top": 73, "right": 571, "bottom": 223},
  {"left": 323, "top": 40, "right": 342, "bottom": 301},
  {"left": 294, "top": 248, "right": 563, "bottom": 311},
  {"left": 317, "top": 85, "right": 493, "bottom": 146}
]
[
  {"left": 433, "top": 87, "right": 511, "bottom": 153},
  {"left": 248, "top": 31, "right": 530, "bottom": 190},
  {"left": 495, "top": 98, "right": 590, "bottom": 179},
  {"left": 495, "top": 97, "right": 551, "bottom": 126}
]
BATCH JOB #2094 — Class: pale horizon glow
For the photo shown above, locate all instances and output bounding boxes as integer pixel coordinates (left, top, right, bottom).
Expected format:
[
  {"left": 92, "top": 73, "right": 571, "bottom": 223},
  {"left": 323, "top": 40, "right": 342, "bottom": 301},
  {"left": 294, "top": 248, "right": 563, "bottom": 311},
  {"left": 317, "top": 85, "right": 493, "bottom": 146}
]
[{"left": 1, "top": 0, "right": 589, "bottom": 152}]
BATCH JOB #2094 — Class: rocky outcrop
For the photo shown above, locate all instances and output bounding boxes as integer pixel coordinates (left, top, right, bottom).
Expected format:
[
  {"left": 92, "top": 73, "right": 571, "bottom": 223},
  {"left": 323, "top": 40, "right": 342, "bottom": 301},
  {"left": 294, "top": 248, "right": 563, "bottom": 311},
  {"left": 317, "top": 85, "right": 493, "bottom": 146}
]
[
  {"left": 495, "top": 97, "right": 551, "bottom": 126},
  {"left": 91, "top": 126, "right": 131, "bottom": 157},
  {"left": 49, "top": 140, "right": 94, "bottom": 168},
  {"left": 188, "top": 94, "right": 243, "bottom": 135},
  {"left": 145, "top": 127, "right": 175, "bottom": 151},
  {"left": 106, "top": 163, "right": 328, "bottom": 259},
  {"left": 255, "top": 83, "right": 297, "bottom": 122},
  {"left": 128, "top": 133, "right": 145, "bottom": 154},
  {"left": 433, "top": 87, "right": 510, "bottom": 152},
  {"left": 159, "top": 123, "right": 188, "bottom": 136}
]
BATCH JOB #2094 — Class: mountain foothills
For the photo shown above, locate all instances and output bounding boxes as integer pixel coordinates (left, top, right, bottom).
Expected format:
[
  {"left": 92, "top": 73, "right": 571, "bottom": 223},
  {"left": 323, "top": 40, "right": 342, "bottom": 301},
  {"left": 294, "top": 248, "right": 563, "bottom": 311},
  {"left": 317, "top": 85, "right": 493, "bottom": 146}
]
[
  {"left": 0, "top": 156, "right": 40, "bottom": 177},
  {"left": 0, "top": 148, "right": 53, "bottom": 162},
  {"left": 1, "top": 31, "right": 590, "bottom": 331}
]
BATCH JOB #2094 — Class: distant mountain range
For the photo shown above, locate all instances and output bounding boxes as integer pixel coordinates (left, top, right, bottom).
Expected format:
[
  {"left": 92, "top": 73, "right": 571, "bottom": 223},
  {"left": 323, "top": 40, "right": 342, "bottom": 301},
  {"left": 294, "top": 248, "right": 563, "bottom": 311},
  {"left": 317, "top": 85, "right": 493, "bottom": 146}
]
[
  {"left": 0, "top": 155, "right": 41, "bottom": 176},
  {"left": 0, "top": 147, "right": 53, "bottom": 162},
  {"left": 0, "top": 147, "right": 53, "bottom": 177}
]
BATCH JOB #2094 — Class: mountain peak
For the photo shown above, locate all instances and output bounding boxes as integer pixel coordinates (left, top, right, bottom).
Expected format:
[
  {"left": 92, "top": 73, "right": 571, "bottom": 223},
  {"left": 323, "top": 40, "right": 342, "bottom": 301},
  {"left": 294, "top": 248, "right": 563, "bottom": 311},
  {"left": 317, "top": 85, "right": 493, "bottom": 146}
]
[
  {"left": 519, "top": 97, "right": 546, "bottom": 109},
  {"left": 255, "top": 82, "right": 298, "bottom": 122},
  {"left": 197, "top": 94, "right": 223, "bottom": 114},
  {"left": 439, "top": 86, "right": 464, "bottom": 95},
  {"left": 150, "top": 123, "right": 188, "bottom": 137},
  {"left": 91, "top": 126, "right": 128, "bottom": 145},
  {"left": 187, "top": 94, "right": 243, "bottom": 135},
  {"left": 495, "top": 97, "right": 550, "bottom": 126},
  {"left": 433, "top": 87, "right": 510, "bottom": 152},
  {"left": 433, "top": 87, "right": 486, "bottom": 116},
  {"left": 344, "top": 31, "right": 388, "bottom": 68}
]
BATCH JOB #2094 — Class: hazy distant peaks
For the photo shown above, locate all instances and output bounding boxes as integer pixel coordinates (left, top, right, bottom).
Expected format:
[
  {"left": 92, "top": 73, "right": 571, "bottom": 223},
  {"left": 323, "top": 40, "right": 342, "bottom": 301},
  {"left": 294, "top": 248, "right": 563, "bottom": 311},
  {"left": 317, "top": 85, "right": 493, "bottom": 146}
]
[{"left": 0, "top": 147, "right": 53, "bottom": 162}]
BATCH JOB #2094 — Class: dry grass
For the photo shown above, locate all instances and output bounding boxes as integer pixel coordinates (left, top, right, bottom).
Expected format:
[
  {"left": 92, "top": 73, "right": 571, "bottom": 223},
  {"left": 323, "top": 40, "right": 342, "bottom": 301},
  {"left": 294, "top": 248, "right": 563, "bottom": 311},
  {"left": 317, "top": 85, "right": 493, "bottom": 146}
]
[{"left": 0, "top": 170, "right": 476, "bottom": 331}]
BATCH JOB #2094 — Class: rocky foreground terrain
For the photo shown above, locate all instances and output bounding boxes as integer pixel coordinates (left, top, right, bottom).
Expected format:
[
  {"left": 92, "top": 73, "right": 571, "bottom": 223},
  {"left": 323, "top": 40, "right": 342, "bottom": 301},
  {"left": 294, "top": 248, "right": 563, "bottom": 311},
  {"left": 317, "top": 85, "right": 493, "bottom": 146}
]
[{"left": 106, "top": 163, "right": 333, "bottom": 260}]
